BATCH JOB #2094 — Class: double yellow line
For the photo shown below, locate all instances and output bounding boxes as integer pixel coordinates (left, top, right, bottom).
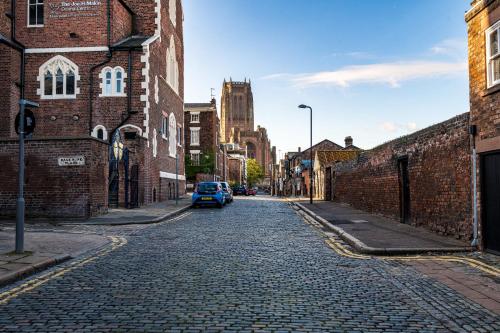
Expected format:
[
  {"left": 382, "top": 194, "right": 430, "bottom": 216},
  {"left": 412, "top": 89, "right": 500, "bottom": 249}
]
[
  {"left": 0, "top": 236, "right": 127, "bottom": 305},
  {"left": 324, "top": 235, "right": 500, "bottom": 277}
]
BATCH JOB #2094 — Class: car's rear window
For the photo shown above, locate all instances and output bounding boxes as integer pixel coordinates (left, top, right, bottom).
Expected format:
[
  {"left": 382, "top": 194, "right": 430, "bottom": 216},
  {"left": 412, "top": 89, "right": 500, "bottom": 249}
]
[
  {"left": 221, "top": 183, "right": 228, "bottom": 189},
  {"left": 198, "top": 183, "right": 218, "bottom": 191}
]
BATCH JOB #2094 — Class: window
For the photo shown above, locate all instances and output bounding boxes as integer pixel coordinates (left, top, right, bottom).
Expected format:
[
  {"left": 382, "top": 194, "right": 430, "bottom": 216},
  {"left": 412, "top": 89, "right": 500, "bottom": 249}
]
[
  {"left": 169, "top": 0, "right": 177, "bottom": 27},
  {"left": 38, "top": 56, "right": 80, "bottom": 99},
  {"left": 487, "top": 22, "right": 500, "bottom": 88},
  {"left": 190, "top": 152, "right": 200, "bottom": 166},
  {"left": 169, "top": 113, "right": 177, "bottom": 157},
  {"left": 28, "top": 0, "right": 44, "bottom": 27},
  {"left": 161, "top": 116, "right": 168, "bottom": 139},
  {"left": 190, "top": 128, "right": 200, "bottom": 146},
  {"left": 177, "top": 126, "right": 183, "bottom": 146},
  {"left": 91, "top": 125, "right": 108, "bottom": 141},
  {"left": 154, "top": 76, "right": 159, "bottom": 104},
  {"left": 166, "top": 35, "right": 179, "bottom": 93},
  {"left": 99, "top": 66, "right": 126, "bottom": 97},
  {"left": 153, "top": 129, "right": 158, "bottom": 158},
  {"left": 190, "top": 112, "right": 200, "bottom": 123}
]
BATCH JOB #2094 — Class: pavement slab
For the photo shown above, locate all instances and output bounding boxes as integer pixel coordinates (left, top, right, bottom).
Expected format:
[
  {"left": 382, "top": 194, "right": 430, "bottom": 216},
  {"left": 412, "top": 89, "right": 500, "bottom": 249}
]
[{"left": 0, "top": 196, "right": 498, "bottom": 332}]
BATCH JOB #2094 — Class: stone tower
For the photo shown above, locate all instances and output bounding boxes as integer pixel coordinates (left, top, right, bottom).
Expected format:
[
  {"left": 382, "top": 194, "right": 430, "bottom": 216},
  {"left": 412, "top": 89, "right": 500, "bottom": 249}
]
[{"left": 220, "top": 78, "right": 254, "bottom": 143}]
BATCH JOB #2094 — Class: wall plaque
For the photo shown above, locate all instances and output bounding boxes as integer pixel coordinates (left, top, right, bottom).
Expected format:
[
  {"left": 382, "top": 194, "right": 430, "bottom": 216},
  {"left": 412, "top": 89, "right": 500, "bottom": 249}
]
[
  {"left": 49, "top": 1, "right": 103, "bottom": 19},
  {"left": 58, "top": 156, "right": 85, "bottom": 166}
]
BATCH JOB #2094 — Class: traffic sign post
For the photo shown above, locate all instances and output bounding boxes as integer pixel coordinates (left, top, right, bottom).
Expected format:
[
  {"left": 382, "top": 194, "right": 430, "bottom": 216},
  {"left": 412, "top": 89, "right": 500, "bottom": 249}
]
[{"left": 16, "top": 99, "right": 39, "bottom": 254}]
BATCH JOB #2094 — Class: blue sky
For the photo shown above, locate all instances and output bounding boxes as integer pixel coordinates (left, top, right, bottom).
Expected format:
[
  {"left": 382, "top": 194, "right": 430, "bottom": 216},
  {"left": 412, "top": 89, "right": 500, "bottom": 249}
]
[{"left": 183, "top": 0, "right": 470, "bottom": 155}]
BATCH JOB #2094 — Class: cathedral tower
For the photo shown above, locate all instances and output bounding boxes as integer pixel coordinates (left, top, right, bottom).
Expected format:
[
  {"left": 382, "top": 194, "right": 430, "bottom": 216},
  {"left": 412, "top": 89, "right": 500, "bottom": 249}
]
[{"left": 220, "top": 78, "right": 254, "bottom": 143}]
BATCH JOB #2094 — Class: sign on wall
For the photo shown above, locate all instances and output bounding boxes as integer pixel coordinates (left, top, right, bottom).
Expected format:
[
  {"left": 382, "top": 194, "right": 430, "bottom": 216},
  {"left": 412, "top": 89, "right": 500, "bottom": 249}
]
[
  {"left": 58, "top": 156, "right": 85, "bottom": 166},
  {"left": 49, "top": 1, "right": 103, "bottom": 19}
]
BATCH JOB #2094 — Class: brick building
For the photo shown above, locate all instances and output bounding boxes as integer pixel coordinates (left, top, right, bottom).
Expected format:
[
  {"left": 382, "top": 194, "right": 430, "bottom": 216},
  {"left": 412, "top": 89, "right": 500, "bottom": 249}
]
[
  {"left": 184, "top": 100, "right": 228, "bottom": 186},
  {"left": 466, "top": 0, "right": 500, "bottom": 252},
  {"left": 0, "top": 0, "right": 186, "bottom": 218},
  {"left": 220, "top": 79, "right": 274, "bottom": 184}
]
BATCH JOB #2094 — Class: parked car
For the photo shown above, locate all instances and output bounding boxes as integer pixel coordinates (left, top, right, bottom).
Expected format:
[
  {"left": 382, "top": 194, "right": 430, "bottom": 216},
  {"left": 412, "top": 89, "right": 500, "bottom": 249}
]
[
  {"left": 220, "top": 182, "right": 233, "bottom": 203},
  {"left": 246, "top": 187, "right": 257, "bottom": 196},
  {"left": 192, "top": 182, "right": 225, "bottom": 208},
  {"left": 233, "top": 185, "right": 247, "bottom": 196}
]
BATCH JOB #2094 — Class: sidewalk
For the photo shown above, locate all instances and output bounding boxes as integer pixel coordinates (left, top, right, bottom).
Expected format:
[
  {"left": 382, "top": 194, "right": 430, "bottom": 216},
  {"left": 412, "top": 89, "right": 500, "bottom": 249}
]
[
  {"left": 0, "top": 230, "right": 109, "bottom": 287},
  {"left": 62, "top": 197, "right": 192, "bottom": 226},
  {"left": 293, "top": 200, "right": 473, "bottom": 254}
]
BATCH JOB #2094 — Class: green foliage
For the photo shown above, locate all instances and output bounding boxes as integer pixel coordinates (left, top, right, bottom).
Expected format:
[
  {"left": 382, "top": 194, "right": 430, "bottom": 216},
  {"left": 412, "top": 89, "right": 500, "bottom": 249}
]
[
  {"left": 185, "top": 151, "right": 216, "bottom": 181},
  {"left": 246, "top": 158, "right": 264, "bottom": 187}
]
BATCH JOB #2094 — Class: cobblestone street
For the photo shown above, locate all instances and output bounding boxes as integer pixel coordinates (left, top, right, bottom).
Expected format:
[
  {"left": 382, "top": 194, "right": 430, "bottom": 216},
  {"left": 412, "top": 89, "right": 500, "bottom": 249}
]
[{"left": 0, "top": 197, "right": 498, "bottom": 332}]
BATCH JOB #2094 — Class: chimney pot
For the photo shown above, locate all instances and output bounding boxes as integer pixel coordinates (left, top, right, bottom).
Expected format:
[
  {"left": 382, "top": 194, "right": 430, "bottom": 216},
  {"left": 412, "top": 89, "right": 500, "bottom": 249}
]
[{"left": 345, "top": 136, "right": 353, "bottom": 148}]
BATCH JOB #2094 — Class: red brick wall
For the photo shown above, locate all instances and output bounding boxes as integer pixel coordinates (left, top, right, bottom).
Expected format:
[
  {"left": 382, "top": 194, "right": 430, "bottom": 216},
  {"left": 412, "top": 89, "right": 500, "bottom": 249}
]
[
  {"left": 0, "top": 138, "right": 108, "bottom": 218},
  {"left": 334, "top": 113, "right": 472, "bottom": 240},
  {"left": 112, "top": 0, "right": 133, "bottom": 43}
]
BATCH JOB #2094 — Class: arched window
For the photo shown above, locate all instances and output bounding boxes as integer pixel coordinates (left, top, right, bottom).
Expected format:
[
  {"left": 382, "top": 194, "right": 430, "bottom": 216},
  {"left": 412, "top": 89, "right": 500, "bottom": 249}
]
[
  {"left": 169, "top": 0, "right": 176, "bottom": 27},
  {"left": 169, "top": 113, "right": 177, "bottom": 157},
  {"left": 99, "top": 66, "right": 126, "bottom": 97},
  {"left": 166, "top": 35, "right": 179, "bottom": 94},
  {"left": 38, "top": 55, "right": 79, "bottom": 99},
  {"left": 91, "top": 125, "right": 108, "bottom": 141}
]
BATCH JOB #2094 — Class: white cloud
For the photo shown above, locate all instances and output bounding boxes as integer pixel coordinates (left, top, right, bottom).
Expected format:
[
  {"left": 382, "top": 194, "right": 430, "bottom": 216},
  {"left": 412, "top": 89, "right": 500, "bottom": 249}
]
[
  {"left": 430, "top": 38, "right": 467, "bottom": 56},
  {"left": 290, "top": 61, "right": 466, "bottom": 88},
  {"left": 380, "top": 121, "right": 419, "bottom": 133}
]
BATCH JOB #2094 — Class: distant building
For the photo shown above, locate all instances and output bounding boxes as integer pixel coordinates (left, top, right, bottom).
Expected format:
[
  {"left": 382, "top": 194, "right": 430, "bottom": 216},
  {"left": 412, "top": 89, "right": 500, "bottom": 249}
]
[
  {"left": 220, "top": 79, "right": 273, "bottom": 184},
  {"left": 466, "top": 0, "right": 500, "bottom": 252},
  {"left": 184, "top": 100, "right": 228, "bottom": 186},
  {"left": 225, "top": 143, "right": 247, "bottom": 185}
]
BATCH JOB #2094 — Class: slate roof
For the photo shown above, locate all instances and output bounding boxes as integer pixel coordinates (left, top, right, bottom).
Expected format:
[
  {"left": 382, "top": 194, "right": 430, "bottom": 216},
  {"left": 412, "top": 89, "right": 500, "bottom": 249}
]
[{"left": 112, "top": 36, "right": 150, "bottom": 50}]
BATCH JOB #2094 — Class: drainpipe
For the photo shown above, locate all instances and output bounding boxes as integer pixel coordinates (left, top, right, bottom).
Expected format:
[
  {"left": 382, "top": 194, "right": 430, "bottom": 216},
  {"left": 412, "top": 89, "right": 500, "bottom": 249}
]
[
  {"left": 470, "top": 124, "right": 478, "bottom": 247},
  {"left": 88, "top": 0, "right": 113, "bottom": 136},
  {"left": 6, "top": 0, "right": 26, "bottom": 101}
]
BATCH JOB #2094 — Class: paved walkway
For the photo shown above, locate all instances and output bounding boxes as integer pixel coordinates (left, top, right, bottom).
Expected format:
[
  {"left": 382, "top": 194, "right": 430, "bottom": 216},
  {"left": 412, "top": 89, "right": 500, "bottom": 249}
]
[
  {"left": 63, "top": 197, "right": 192, "bottom": 225},
  {"left": 0, "top": 197, "right": 498, "bottom": 332},
  {"left": 0, "top": 230, "right": 109, "bottom": 286},
  {"left": 297, "top": 200, "right": 470, "bottom": 253}
]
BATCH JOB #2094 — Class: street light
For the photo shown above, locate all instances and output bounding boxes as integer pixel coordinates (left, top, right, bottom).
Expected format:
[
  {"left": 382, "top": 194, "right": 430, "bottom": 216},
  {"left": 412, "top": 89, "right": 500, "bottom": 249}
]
[{"left": 298, "top": 104, "right": 313, "bottom": 205}]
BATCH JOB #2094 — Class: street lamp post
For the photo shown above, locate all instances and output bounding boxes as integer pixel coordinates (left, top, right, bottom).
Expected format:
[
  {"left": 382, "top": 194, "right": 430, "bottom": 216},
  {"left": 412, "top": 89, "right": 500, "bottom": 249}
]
[{"left": 298, "top": 104, "right": 313, "bottom": 205}]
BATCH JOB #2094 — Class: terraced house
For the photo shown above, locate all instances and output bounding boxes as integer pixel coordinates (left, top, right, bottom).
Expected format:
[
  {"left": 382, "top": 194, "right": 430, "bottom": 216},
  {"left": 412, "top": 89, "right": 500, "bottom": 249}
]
[{"left": 0, "top": 0, "right": 186, "bottom": 218}]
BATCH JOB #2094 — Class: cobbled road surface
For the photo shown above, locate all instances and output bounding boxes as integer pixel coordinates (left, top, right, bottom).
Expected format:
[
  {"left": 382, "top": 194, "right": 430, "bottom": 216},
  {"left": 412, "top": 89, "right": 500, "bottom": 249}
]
[{"left": 0, "top": 197, "right": 498, "bottom": 332}]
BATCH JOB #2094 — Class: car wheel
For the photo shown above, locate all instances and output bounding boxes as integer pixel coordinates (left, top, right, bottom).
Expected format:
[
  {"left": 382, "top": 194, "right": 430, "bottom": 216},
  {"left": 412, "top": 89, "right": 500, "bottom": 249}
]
[{"left": 217, "top": 202, "right": 223, "bottom": 208}]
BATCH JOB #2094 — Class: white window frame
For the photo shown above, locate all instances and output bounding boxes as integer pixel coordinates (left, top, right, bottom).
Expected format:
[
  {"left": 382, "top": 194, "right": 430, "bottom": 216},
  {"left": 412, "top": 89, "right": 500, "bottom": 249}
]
[
  {"left": 190, "top": 127, "right": 200, "bottom": 146},
  {"left": 166, "top": 35, "right": 179, "bottom": 94},
  {"left": 27, "top": 0, "right": 44, "bottom": 27},
  {"left": 153, "top": 128, "right": 158, "bottom": 158},
  {"left": 154, "top": 75, "right": 159, "bottom": 104},
  {"left": 190, "top": 150, "right": 201, "bottom": 166},
  {"left": 169, "top": 0, "right": 177, "bottom": 27},
  {"left": 486, "top": 20, "right": 500, "bottom": 88},
  {"left": 161, "top": 116, "right": 168, "bottom": 140},
  {"left": 99, "top": 66, "right": 127, "bottom": 97},
  {"left": 169, "top": 113, "right": 177, "bottom": 157},
  {"left": 190, "top": 112, "right": 200, "bottom": 123},
  {"left": 37, "top": 55, "right": 80, "bottom": 100},
  {"left": 91, "top": 125, "right": 108, "bottom": 141}
]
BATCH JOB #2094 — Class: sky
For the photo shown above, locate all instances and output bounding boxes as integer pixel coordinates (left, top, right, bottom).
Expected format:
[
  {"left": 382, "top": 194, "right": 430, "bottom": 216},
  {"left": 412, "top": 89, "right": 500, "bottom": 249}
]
[{"left": 183, "top": 0, "right": 471, "bottom": 156}]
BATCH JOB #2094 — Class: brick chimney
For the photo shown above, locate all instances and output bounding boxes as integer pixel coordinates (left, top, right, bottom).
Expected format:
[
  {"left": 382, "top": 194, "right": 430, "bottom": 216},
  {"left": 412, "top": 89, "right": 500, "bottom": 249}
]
[
  {"left": 298, "top": 147, "right": 301, "bottom": 152},
  {"left": 345, "top": 136, "right": 353, "bottom": 148}
]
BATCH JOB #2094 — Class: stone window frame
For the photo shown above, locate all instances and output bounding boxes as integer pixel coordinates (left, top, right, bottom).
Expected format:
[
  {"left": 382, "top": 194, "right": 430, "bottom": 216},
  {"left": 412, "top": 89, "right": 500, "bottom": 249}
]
[
  {"left": 91, "top": 125, "right": 108, "bottom": 141},
  {"left": 27, "top": 0, "right": 44, "bottom": 27},
  {"left": 37, "top": 55, "right": 80, "bottom": 100},
  {"left": 153, "top": 128, "right": 158, "bottom": 158},
  {"left": 190, "top": 150, "right": 201, "bottom": 166},
  {"left": 166, "top": 35, "right": 179, "bottom": 94},
  {"left": 99, "top": 66, "right": 127, "bottom": 97},
  {"left": 154, "top": 76, "right": 159, "bottom": 104},
  {"left": 169, "top": 0, "right": 177, "bottom": 27},
  {"left": 190, "top": 112, "right": 200, "bottom": 123},
  {"left": 190, "top": 127, "right": 200, "bottom": 146},
  {"left": 177, "top": 124, "right": 183, "bottom": 147},
  {"left": 486, "top": 20, "right": 500, "bottom": 88}
]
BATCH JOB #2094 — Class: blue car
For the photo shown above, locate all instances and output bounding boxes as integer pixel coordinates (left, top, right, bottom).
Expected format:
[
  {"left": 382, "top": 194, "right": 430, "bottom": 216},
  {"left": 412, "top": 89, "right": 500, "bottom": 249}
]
[{"left": 192, "top": 182, "right": 226, "bottom": 208}]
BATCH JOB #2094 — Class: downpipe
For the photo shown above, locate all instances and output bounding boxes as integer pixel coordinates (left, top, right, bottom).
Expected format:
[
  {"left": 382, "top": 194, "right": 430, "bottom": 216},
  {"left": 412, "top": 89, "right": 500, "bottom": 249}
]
[{"left": 471, "top": 147, "right": 478, "bottom": 247}]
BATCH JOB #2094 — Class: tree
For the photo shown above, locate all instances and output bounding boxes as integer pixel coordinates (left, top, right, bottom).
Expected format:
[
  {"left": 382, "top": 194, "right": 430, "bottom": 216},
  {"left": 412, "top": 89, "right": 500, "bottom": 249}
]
[{"left": 246, "top": 158, "right": 264, "bottom": 187}]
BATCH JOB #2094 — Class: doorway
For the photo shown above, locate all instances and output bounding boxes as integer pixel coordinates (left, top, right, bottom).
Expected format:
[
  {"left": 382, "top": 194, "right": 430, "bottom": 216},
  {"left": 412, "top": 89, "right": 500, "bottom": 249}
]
[
  {"left": 398, "top": 157, "right": 410, "bottom": 224},
  {"left": 481, "top": 152, "right": 500, "bottom": 254}
]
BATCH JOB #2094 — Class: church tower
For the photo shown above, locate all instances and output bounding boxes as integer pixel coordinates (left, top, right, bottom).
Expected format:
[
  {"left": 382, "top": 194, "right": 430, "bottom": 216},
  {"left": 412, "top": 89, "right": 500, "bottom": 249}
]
[{"left": 220, "top": 78, "right": 254, "bottom": 143}]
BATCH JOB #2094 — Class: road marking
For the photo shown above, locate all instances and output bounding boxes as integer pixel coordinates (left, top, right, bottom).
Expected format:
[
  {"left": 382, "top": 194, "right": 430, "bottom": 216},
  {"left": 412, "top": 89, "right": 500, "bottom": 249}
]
[
  {"left": 294, "top": 208, "right": 500, "bottom": 277},
  {"left": 0, "top": 236, "right": 127, "bottom": 305}
]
